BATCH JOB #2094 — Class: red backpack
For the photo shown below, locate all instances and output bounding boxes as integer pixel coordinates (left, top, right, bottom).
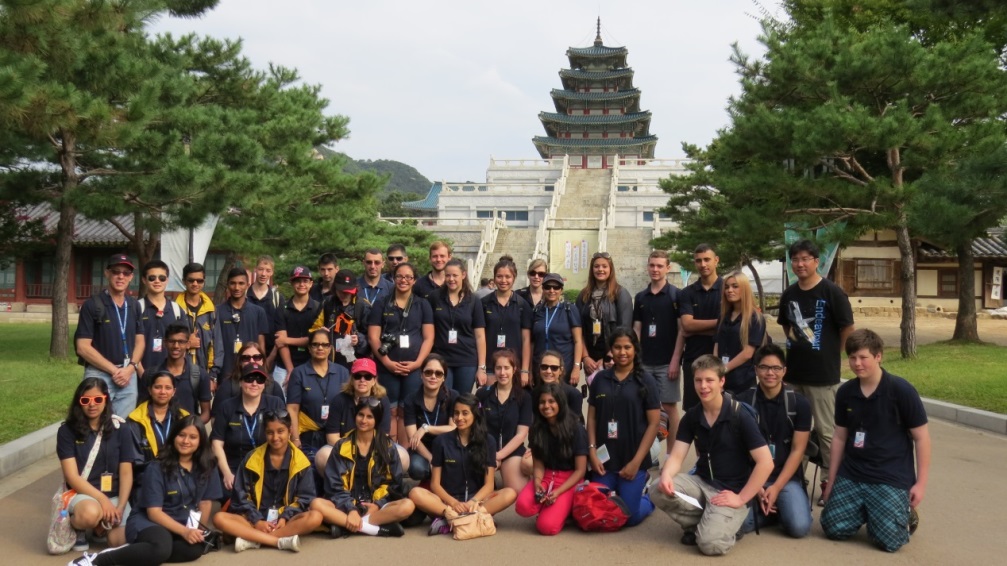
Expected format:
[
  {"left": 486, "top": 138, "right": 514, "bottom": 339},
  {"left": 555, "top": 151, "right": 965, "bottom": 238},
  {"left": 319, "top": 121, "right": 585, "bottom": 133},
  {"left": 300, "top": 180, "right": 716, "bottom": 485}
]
[{"left": 571, "top": 482, "right": 630, "bottom": 532}]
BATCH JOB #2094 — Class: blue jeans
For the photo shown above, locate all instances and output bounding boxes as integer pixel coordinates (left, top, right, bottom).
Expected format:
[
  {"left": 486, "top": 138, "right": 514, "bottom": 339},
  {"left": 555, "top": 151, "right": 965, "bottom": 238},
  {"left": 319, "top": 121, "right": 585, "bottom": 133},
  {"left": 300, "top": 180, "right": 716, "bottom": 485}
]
[
  {"left": 447, "top": 366, "right": 478, "bottom": 396},
  {"left": 591, "top": 469, "right": 655, "bottom": 527},
  {"left": 408, "top": 451, "right": 431, "bottom": 480},
  {"left": 85, "top": 365, "right": 137, "bottom": 419},
  {"left": 378, "top": 367, "right": 421, "bottom": 407},
  {"left": 742, "top": 479, "right": 812, "bottom": 538}
]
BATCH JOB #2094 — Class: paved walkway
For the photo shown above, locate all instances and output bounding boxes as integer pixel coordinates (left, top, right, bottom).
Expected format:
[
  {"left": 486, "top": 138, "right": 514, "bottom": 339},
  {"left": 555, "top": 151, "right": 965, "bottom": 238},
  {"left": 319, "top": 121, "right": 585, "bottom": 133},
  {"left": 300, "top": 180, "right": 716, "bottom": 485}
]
[{"left": 5, "top": 416, "right": 1004, "bottom": 565}]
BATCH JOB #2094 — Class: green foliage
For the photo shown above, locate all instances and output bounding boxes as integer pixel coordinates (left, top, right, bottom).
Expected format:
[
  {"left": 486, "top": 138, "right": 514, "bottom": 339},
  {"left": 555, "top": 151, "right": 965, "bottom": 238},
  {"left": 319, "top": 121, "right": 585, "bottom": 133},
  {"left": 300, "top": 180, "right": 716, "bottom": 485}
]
[
  {"left": 316, "top": 146, "right": 434, "bottom": 196},
  {"left": 882, "top": 341, "right": 1007, "bottom": 414},
  {"left": 0, "top": 200, "right": 50, "bottom": 268},
  {"left": 378, "top": 190, "right": 436, "bottom": 219}
]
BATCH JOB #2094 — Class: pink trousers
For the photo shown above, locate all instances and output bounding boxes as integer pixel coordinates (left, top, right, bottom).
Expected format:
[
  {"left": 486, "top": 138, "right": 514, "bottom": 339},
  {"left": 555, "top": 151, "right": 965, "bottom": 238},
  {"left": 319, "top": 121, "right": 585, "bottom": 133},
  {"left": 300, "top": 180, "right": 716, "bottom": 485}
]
[{"left": 515, "top": 468, "right": 576, "bottom": 536}]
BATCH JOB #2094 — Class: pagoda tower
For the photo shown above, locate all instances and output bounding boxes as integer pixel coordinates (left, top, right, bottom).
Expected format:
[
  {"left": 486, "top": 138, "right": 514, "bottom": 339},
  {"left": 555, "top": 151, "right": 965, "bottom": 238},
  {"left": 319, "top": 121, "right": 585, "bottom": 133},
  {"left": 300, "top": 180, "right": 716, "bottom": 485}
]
[{"left": 533, "top": 19, "right": 657, "bottom": 168}]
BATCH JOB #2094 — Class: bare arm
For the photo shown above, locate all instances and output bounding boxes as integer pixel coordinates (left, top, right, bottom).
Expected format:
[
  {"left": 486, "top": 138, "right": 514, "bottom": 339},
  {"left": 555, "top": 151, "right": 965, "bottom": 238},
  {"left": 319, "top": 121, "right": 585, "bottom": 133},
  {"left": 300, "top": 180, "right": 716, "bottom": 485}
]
[
  {"left": 680, "top": 314, "right": 717, "bottom": 335},
  {"left": 909, "top": 424, "right": 931, "bottom": 508},
  {"left": 497, "top": 425, "right": 529, "bottom": 461},
  {"left": 658, "top": 440, "right": 692, "bottom": 495},
  {"left": 839, "top": 324, "right": 856, "bottom": 353},
  {"left": 74, "top": 339, "right": 118, "bottom": 374}
]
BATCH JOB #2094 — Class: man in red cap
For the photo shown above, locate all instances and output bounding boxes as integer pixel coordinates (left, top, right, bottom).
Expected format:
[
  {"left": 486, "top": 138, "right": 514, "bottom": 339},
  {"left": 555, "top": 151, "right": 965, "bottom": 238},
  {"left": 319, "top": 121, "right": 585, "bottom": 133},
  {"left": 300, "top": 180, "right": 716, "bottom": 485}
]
[
  {"left": 74, "top": 253, "right": 146, "bottom": 417},
  {"left": 310, "top": 269, "right": 369, "bottom": 370},
  {"left": 273, "top": 266, "right": 321, "bottom": 389}
]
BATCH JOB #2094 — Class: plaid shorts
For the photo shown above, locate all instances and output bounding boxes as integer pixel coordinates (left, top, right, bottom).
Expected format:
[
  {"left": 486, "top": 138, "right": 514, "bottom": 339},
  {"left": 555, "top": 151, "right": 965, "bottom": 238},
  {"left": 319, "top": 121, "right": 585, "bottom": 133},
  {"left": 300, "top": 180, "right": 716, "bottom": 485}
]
[{"left": 821, "top": 475, "right": 911, "bottom": 552}]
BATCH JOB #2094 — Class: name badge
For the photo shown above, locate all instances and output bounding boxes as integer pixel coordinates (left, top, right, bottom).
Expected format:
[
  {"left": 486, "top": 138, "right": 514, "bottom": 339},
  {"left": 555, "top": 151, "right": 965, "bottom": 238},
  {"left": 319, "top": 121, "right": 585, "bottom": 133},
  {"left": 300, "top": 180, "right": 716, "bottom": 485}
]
[
  {"left": 854, "top": 431, "right": 866, "bottom": 449},
  {"left": 607, "top": 419, "right": 618, "bottom": 439},
  {"left": 100, "top": 472, "right": 113, "bottom": 493},
  {"left": 592, "top": 319, "right": 602, "bottom": 335},
  {"left": 266, "top": 507, "right": 279, "bottom": 525},
  {"left": 496, "top": 334, "right": 506, "bottom": 348},
  {"left": 399, "top": 334, "right": 410, "bottom": 349},
  {"left": 595, "top": 444, "right": 611, "bottom": 463},
  {"left": 721, "top": 356, "right": 731, "bottom": 365},
  {"left": 648, "top": 324, "right": 657, "bottom": 338},
  {"left": 233, "top": 339, "right": 242, "bottom": 354},
  {"left": 186, "top": 510, "right": 202, "bottom": 529},
  {"left": 320, "top": 404, "right": 329, "bottom": 421},
  {"left": 152, "top": 337, "right": 163, "bottom": 352},
  {"left": 448, "top": 329, "right": 458, "bottom": 344}
]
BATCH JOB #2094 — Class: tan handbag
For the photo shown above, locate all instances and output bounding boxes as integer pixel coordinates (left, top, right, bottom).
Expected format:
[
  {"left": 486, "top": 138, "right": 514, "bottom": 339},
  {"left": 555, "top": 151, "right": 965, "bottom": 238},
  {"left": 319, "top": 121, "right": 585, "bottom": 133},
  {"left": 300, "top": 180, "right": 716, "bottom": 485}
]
[{"left": 444, "top": 504, "right": 496, "bottom": 540}]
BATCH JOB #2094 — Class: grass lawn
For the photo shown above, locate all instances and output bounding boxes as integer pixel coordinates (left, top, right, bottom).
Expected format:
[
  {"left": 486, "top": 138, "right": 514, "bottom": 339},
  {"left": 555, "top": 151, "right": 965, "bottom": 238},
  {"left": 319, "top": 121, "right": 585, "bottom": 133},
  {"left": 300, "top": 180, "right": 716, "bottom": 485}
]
[
  {"left": 0, "top": 323, "right": 81, "bottom": 445},
  {"left": 879, "top": 342, "right": 1007, "bottom": 415}
]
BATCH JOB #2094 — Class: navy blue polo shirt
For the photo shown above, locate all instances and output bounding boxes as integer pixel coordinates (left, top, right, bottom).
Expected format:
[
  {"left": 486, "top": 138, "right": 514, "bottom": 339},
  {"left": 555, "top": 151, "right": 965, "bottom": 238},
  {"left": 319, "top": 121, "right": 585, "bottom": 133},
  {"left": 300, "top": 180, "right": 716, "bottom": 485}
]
[
  {"left": 246, "top": 286, "right": 284, "bottom": 354},
  {"left": 275, "top": 297, "right": 321, "bottom": 368},
  {"left": 56, "top": 422, "right": 134, "bottom": 494},
  {"left": 357, "top": 276, "right": 394, "bottom": 309},
  {"left": 676, "top": 394, "right": 768, "bottom": 493},
  {"left": 253, "top": 449, "right": 292, "bottom": 515},
  {"left": 139, "top": 359, "right": 211, "bottom": 415},
  {"left": 324, "top": 392, "right": 392, "bottom": 437},
  {"left": 210, "top": 394, "right": 285, "bottom": 472},
  {"left": 366, "top": 294, "right": 433, "bottom": 363},
  {"left": 287, "top": 361, "right": 350, "bottom": 444},
  {"left": 481, "top": 293, "right": 533, "bottom": 365},
  {"left": 835, "top": 371, "right": 928, "bottom": 490},
  {"left": 403, "top": 389, "right": 458, "bottom": 451},
  {"left": 430, "top": 292, "right": 486, "bottom": 367},
  {"left": 532, "top": 301, "right": 582, "bottom": 378},
  {"left": 431, "top": 432, "right": 498, "bottom": 501},
  {"left": 75, "top": 291, "right": 143, "bottom": 367},
  {"left": 537, "top": 424, "right": 589, "bottom": 471},
  {"left": 560, "top": 382, "right": 584, "bottom": 422},
  {"left": 126, "top": 462, "right": 222, "bottom": 541},
  {"left": 714, "top": 314, "right": 766, "bottom": 394},
  {"left": 214, "top": 300, "right": 269, "bottom": 379},
  {"left": 412, "top": 273, "right": 442, "bottom": 300},
  {"left": 745, "top": 387, "right": 812, "bottom": 481},
  {"left": 476, "top": 385, "right": 533, "bottom": 458},
  {"left": 212, "top": 378, "right": 285, "bottom": 413},
  {"left": 633, "top": 282, "right": 681, "bottom": 366},
  {"left": 678, "top": 277, "right": 723, "bottom": 361},
  {"left": 308, "top": 278, "right": 330, "bottom": 303},
  {"left": 588, "top": 369, "right": 661, "bottom": 470},
  {"left": 138, "top": 299, "right": 180, "bottom": 371}
]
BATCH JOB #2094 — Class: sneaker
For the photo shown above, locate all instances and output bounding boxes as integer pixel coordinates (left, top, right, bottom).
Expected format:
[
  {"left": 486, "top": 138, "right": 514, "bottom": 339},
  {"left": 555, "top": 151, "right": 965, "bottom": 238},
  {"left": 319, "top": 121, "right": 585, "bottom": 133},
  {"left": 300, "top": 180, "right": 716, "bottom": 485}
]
[
  {"left": 680, "top": 531, "right": 697, "bottom": 546},
  {"left": 734, "top": 528, "right": 745, "bottom": 542},
  {"left": 428, "top": 517, "right": 450, "bottom": 536},
  {"left": 277, "top": 535, "right": 300, "bottom": 552},
  {"left": 68, "top": 552, "right": 97, "bottom": 566},
  {"left": 378, "top": 522, "right": 405, "bottom": 538},
  {"left": 818, "top": 480, "right": 828, "bottom": 507},
  {"left": 908, "top": 508, "right": 920, "bottom": 535},
  {"left": 234, "top": 537, "right": 261, "bottom": 553},
  {"left": 329, "top": 524, "right": 347, "bottom": 539},
  {"left": 73, "top": 530, "right": 89, "bottom": 552}
]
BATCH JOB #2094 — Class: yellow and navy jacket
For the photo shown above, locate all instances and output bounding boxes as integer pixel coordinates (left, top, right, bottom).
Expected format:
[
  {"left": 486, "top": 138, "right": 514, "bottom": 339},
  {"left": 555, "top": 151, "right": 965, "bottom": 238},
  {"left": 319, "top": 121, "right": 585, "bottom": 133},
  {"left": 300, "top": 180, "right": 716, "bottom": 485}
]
[
  {"left": 323, "top": 431, "right": 404, "bottom": 514},
  {"left": 229, "top": 443, "right": 316, "bottom": 524},
  {"left": 175, "top": 291, "right": 217, "bottom": 376},
  {"left": 127, "top": 402, "right": 189, "bottom": 486}
]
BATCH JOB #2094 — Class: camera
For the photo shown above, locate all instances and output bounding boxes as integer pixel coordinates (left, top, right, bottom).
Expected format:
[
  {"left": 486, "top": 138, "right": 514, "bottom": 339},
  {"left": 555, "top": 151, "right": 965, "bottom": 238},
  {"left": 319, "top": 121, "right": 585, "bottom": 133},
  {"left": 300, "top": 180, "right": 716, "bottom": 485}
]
[{"left": 377, "top": 333, "right": 397, "bottom": 356}]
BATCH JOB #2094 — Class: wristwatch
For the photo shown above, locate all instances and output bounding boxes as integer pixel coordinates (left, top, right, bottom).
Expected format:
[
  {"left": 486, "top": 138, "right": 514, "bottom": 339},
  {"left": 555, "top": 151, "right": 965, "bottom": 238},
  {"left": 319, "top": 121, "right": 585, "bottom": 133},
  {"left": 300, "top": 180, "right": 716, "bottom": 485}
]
[
  {"left": 422, "top": 423, "right": 430, "bottom": 432},
  {"left": 478, "top": 365, "right": 487, "bottom": 371}
]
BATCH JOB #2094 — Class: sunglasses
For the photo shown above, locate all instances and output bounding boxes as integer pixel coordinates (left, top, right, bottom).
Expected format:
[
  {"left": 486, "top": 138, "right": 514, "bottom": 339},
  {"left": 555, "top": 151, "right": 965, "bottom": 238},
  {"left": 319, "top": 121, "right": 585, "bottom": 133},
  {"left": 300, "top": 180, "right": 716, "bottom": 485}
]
[
  {"left": 592, "top": 252, "right": 611, "bottom": 260},
  {"left": 539, "top": 364, "right": 561, "bottom": 372},
  {"left": 241, "top": 374, "right": 267, "bottom": 384},
  {"left": 310, "top": 342, "right": 332, "bottom": 349},
  {"left": 185, "top": 278, "right": 205, "bottom": 284},
  {"left": 109, "top": 269, "right": 132, "bottom": 277},
  {"left": 263, "top": 409, "right": 289, "bottom": 420},
  {"left": 146, "top": 275, "right": 168, "bottom": 283},
  {"left": 240, "top": 353, "right": 264, "bottom": 362},
  {"left": 422, "top": 369, "right": 445, "bottom": 378},
  {"left": 528, "top": 271, "right": 548, "bottom": 278},
  {"left": 79, "top": 395, "right": 107, "bottom": 406},
  {"left": 352, "top": 373, "right": 376, "bottom": 381},
  {"left": 365, "top": 260, "right": 383, "bottom": 265},
  {"left": 543, "top": 286, "right": 562, "bottom": 291},
  {"left": 387, "top": 256, "right": 404, "bottom": 262},
  {"left": 357, "top": 396, "right": 382, "bottom": 408}
]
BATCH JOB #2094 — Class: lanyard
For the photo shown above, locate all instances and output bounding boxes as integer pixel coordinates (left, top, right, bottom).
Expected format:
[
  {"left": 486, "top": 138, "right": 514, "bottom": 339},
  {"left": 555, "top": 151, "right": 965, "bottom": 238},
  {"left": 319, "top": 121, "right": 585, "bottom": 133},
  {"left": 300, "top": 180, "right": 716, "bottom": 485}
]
[
  {"left": 316, "top": 370, "right": 333, "bottom": 405},
  {"left": 112, "top": 295, "right": 129, "bottom": 359},
  {"left": 543, "top": 304, "right": 560, "bottom": 349},
  {"left": 153, "top": 414, "right": 172, "bottom": 448},
  {"left": 362, "top": 286, "right": 380, "bottom": 306},
  {"left": 242, "top": 413, "right": 259, "bottom": 447},
  {"left": 423, "top": 399, "right": 440, "bottom": 427},
  {"left": 176, "top": 468, "right": 193, "bottom": 510}
]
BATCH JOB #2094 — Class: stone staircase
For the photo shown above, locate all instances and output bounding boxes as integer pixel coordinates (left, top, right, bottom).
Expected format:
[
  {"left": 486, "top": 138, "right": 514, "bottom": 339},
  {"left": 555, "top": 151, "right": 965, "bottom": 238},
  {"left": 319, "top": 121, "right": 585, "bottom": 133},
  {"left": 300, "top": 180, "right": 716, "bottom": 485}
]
[
  {"left": 605, "top": 227, "right": 657, "bottom": 293},
  {"left": 480, "top": 228, "right": 537, "bottom": 283},
  {"left": 554, "top": 168, "right": 611, "bottom": 225}
]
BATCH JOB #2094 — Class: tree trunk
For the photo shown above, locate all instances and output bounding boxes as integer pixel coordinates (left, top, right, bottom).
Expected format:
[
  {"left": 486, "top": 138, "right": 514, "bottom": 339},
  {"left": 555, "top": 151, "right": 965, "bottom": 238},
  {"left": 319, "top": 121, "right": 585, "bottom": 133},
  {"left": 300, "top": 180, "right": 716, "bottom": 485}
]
[
  {"left": 744, "top": 258, "right": 767, "bottom": 312},
  {"left": 213, "top": 251, "right": 237, "bottom": 305},
  {"left": 952, "top": 241, "right": 981, "bottom": 342},
  {"left": 894, "top": 211, "right": 917, "bottom": 358},
  {"left": 50, "top": 196, "right": 76, "bottom": 360}
]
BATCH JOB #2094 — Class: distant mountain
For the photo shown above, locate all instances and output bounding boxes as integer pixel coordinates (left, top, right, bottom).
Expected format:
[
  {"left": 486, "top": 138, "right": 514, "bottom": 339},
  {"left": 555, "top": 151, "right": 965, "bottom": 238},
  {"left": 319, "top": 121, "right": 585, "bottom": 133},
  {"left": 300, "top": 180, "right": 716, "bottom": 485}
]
[{"left": 315, "top": 146, "right": 433, "bottom": 195}]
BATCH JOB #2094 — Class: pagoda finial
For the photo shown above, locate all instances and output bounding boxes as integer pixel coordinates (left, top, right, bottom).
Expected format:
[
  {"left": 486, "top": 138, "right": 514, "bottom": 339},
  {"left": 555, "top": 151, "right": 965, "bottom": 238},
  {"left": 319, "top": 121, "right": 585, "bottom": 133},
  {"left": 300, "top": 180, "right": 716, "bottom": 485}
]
[{"left": 594, "top": 17, "right": 602, "bottom": 46}]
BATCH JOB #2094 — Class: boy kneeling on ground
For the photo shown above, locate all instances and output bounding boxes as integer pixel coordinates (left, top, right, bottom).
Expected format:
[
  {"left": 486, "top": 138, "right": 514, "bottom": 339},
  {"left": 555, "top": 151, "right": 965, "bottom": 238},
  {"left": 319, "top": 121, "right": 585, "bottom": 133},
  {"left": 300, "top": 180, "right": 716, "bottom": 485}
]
[
  {"left": 652, "top": 355, "right": 773, "bottom": 556},
  {"left": 821, "top": 328, "right": 930, "bottom": 552}
]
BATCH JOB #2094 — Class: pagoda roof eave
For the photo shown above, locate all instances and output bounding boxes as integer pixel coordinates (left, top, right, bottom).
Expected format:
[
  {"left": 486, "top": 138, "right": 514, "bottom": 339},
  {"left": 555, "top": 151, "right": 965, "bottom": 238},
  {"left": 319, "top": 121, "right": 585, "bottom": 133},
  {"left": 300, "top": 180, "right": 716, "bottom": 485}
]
[
  {"left": 566, "top": 45, "right": 628, "bottom": 57},
  {"left": 538, "top": 111, "right": 652, "bottom": 126},
  {"left": 549, "top": 88, "right": 640, "bottom": 102},
  {"left": 558, "top": 68, "right": 634, "bottom": 81},
  {"left": 532, "top": 135, "right": 658, "bottom": 148}
]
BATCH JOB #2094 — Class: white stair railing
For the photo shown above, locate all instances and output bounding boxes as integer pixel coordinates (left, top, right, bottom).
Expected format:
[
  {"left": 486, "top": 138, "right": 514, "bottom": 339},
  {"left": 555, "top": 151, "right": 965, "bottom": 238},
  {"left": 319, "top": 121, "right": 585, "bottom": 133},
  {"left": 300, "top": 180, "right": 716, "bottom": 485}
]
[{"left": 472, "top": 216, "right": 506, "bottom": 281}]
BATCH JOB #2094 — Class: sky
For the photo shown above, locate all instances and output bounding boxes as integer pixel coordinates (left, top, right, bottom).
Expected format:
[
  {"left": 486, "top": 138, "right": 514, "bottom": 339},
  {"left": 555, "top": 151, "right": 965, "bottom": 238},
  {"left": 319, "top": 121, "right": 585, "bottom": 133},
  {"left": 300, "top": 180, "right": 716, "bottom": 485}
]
[{"left": 151, "top": 0, "right": 769, "bottom": 183}]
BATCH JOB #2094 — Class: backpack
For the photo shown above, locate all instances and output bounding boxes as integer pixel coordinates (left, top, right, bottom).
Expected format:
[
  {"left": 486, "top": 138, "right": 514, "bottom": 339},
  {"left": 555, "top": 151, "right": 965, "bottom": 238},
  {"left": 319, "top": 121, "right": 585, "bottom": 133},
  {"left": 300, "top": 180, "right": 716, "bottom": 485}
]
[
  {"left": 571, "top": 481, "right": 630, "bottom": 532},
  {"left": 734, "top": 387, "right": 820, "bottom": 460},
  {"left": 138, "top": 298, "right": 182, "bottom": 320}
]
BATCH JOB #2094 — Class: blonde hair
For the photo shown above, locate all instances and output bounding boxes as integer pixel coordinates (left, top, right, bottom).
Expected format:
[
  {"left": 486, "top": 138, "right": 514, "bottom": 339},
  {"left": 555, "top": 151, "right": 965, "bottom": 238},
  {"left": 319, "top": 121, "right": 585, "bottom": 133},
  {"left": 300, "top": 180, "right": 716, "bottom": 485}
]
[
  {"left": 527, "top": 258, "right": 547, "bottom": 273},
  {"left": 720, "top": 270, "right": 762, "bottom": 348},
  {"left": 341, "top": 375, "right": 387, "bottom": 399}
]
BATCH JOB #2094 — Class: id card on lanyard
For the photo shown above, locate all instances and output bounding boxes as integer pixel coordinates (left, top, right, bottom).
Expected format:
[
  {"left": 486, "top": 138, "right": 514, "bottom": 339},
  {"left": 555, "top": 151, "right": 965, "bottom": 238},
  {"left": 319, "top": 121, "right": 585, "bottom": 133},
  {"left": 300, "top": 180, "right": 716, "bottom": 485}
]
[{"left": 112, "top": 296, "right": 130, "bottom": 367}]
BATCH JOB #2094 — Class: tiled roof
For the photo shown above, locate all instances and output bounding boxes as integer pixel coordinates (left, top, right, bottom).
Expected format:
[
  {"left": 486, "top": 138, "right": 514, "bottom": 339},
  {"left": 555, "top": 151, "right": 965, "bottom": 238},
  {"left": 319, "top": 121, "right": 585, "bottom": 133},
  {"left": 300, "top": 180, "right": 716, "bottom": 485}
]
[
  {"left": 567, "top": 45, "right": 628, "bottom": 57},
  {"left": 918, "top": 233, "right": 1007, "bottom": 259},
  {"left": 559, "top": 68, "right": 634, "bottom": 81},
  {"left": 532, "top": 136, "right": 658, "bottom": 147},
  {"left": 402, "top": 182, "right": 441, "bottom": 211},
  {"left": 539, "top": 111, "right": 651, "bottom": 125},
  {"left": 550, "top": 88, "right": 640, "bottom": 101},
  {"left": 21, "top": 203, "right": 132, "bottom": 246}
]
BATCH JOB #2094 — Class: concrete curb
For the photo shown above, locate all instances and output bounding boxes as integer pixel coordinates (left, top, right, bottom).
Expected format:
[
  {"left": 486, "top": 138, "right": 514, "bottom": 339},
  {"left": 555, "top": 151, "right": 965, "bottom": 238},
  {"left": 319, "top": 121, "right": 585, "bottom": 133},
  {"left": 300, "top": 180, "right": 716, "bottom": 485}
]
[{"left": 1, "top": 397, "right": 1004, "bottom": 481}]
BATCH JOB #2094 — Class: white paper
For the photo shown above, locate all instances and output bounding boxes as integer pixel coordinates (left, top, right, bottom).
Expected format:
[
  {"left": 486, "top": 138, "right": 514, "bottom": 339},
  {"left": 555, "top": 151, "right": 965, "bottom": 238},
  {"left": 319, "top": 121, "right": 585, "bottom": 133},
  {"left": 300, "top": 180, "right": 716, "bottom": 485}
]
[
  {"left": 674, "top": 491, "right": 703, "bottom": 510},
  {"left": 595, "top": 444, "right": 611, "bottom": 463}
]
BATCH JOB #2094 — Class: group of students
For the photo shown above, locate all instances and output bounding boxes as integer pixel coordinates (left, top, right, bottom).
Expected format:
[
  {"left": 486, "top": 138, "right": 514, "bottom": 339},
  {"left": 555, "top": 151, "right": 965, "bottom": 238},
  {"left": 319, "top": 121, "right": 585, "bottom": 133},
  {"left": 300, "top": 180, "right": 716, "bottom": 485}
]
[{"left": 58, "top": 239, "right": 930, "bottom": 564}]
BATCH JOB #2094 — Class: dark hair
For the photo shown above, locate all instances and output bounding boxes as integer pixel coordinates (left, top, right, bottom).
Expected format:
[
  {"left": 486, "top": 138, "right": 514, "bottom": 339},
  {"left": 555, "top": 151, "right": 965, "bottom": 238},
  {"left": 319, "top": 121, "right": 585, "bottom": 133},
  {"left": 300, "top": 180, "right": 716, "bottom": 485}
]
[
  {"left": 788, "top": 239, "right": 820, "bottom": 260},
  {"left": 694, "top": 243, "right": 716, "bottom": 255},
  {"left": 753, "top": 343, "right": 786, "bottom": 366},
  {"left": 145, "top": 371, "right": 185, "bottom": 415},
  {"left": 351, "top": 401, "right": 396, "bottom": 481},
  {"left": 529, "top": 382, "right": 577, "bottom": 465},
  {"left": 142, "top": 260, "right": 169, "bottom": 276},
  {"left": 263, "top": 409, "right": 293, "bottom": 430},
  {"left": 421, "top": 354, "right": 452, "bottom": 417},
  {"left": 164, "top": 323, "right": 190, "bottom": 339},
  {"left": 394, "top": 261, "right": 418, "bottom": 280},
  {"left": 309, "top": 328, "right": 330, "bottom": 351},
  {"left": 845, "top": 328, "right": 884, "bottom": 357},
  {"left": 182, "top": 263, "right": 205, "bottom": 279},
  {"left": 386, "top": 243, "right": 406, "bottom": 256},
  {"left": 440, "top": 258, "right": 472, "bottom": 299},
  {"left": 490, "top": 349, "right": 525, "bottom": 403},
  {"left": 453, "top": 394, "right": 489, "bottom": 474},
  {"left": 229, "top": 341, "right": 271, "bottom": 387},
  {"left": 318, "top": 253, "right": 339, "bottom": 268},
  {"left": 66, "top": 378, "right": 114, "bottom": 437},
  {"left": 364, "top": 248, "right": 382, "bottom": 257},
  {"left": 532, "top": 349, "right": 566, "bottom": 388},
  {"left": 493, "top": 255, "right": 517, "bottom": 278},
  {"left": 159, "top": 415, "right": 215, "bottom": 482},
  {"left": 226, "top": 266, "right": 247, "bottom": 282},
  {"left": 479, "top": 278, "right": 491, "bottom": 287},
  {"left": 608, "top": 327, "right": 649, "bottom": 401}
]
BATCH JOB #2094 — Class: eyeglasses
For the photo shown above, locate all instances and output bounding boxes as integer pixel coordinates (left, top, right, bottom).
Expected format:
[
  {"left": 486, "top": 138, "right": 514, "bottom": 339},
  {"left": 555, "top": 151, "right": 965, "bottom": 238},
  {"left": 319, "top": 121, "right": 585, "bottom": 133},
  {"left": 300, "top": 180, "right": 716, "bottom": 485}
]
[
  {"left": 543, "top": 286, "right": 562, "bottom": 291},
  {"left": 790, "top": 256, "right": 817, "bottom": 265},
  {"left": 528, "top": 271, "right": 547, "bottom": 278},
  {"left": 756, "top": 364, "right": 785, "bottom": 373},
  {"left": 592, "top": 252, "right": 611, "bottom": 260},
  {"left": 185, "top": 278, "right": 205, "bottom": 284},
  {"left": 79, "top": 395, "right": 107, "bottom": 406},
  {"left": 422, "top": 369, "right": 445, "bottom": 378},
  {"left": 146, "top": 275, "right": 168, "bottom": 283},
  {"left": 165, "top": 339, "right": 187, "bottom": 346},
  {"left": 352, "top": 373, "right": 376, "bottom": 381},
  {"left": 357, "top": 396, "right": 382, "bottom": 407},
  {"left": 240, "top": 353, "right": 264, "bottom": 362},
  {"left": 109, "top": 269, "right": 133, "bottom": 277},
  {"left": 241, "top": 374, "right": 267, "bottom": 384},
  {"left": 364, "top": 260, "right": 383, "bottom": 265},
  {"left": 310, "top": 342, "right": 332, "bottom": 349},
  {"left": 539, "top": 364, "right": 561, "bottom": 372},
  {"left": 394, "top": 275, "right": 415, "bottom": 281},
  {"left": 388, "top": 256, "right": 404, "bottom": 262}
]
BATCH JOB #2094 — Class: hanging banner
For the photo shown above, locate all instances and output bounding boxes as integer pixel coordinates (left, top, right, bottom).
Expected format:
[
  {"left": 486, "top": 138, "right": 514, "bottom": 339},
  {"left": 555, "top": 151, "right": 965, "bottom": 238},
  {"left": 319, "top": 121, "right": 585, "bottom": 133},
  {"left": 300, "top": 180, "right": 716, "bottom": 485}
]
[{"left": 162, "top": 215, "right": 219, "bottom": 292}]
